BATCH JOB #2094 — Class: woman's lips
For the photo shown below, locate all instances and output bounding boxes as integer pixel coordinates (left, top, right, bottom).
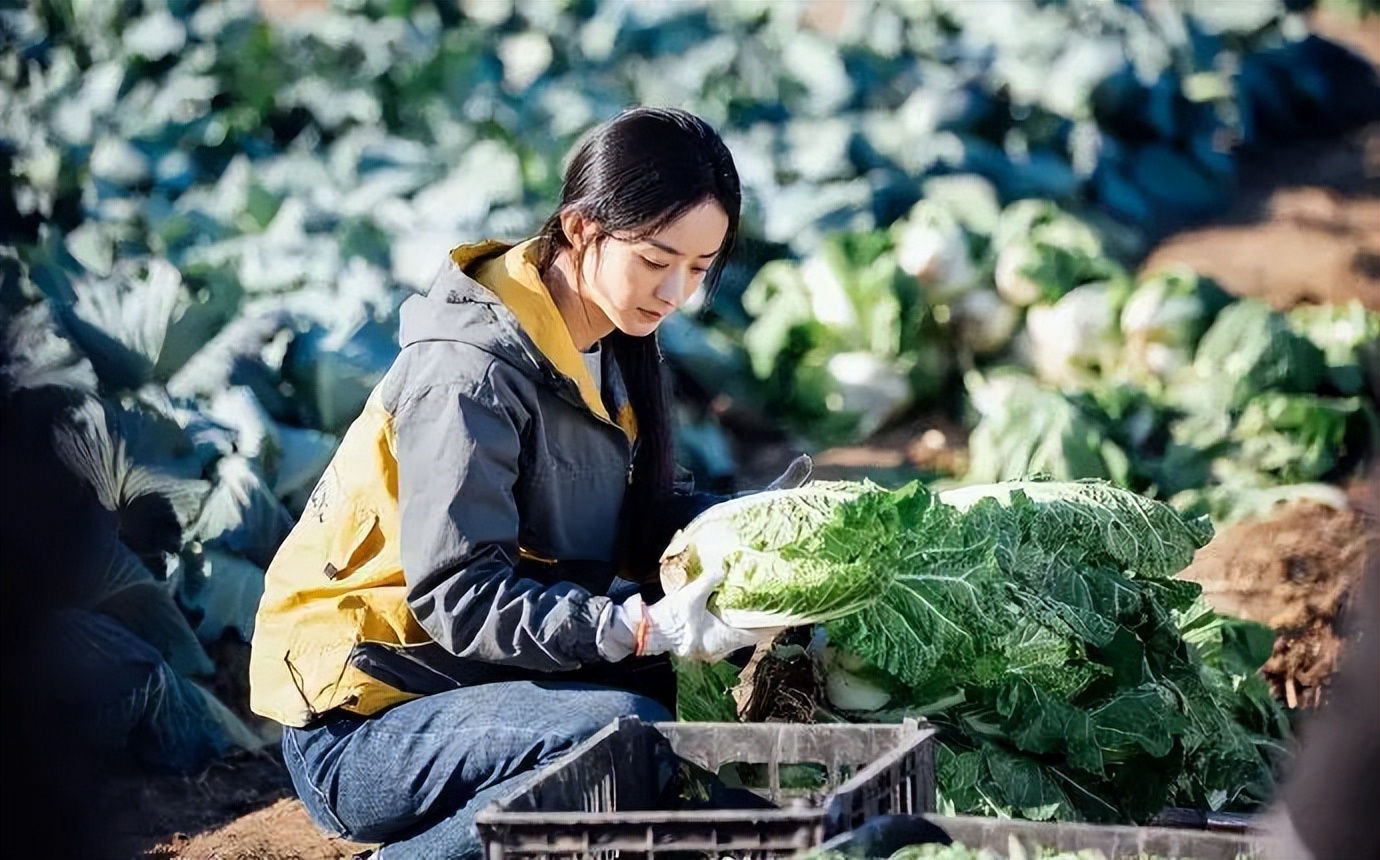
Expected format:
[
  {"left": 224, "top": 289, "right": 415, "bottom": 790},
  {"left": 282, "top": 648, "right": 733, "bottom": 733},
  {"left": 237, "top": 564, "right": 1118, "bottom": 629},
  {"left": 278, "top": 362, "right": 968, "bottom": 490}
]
[{"left": 638, "top": 308, "right": 667, "bottom": 321}]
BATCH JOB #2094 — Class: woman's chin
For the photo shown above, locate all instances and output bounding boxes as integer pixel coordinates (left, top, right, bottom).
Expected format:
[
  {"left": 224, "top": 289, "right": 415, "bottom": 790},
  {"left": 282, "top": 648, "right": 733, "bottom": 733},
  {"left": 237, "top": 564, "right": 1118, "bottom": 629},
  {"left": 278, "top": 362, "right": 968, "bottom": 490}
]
[{"left": 617, "top": 311, "right": 663, "bottom": 337}]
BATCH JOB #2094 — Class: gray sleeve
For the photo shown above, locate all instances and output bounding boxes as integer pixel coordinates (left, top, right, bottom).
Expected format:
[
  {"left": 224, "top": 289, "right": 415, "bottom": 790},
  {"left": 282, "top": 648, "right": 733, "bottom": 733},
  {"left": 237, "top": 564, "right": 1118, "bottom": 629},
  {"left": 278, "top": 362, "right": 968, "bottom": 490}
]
[{"left": 394, "top": 368, "right": 617, "bottom": 671}]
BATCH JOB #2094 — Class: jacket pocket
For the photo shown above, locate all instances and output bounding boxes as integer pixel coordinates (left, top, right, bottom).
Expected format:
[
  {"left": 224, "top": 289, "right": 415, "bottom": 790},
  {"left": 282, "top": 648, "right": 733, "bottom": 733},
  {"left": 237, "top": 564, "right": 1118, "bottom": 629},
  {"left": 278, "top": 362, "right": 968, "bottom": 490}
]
[{"left": 322, "top": 504, "right": 382, "bottom": 581}]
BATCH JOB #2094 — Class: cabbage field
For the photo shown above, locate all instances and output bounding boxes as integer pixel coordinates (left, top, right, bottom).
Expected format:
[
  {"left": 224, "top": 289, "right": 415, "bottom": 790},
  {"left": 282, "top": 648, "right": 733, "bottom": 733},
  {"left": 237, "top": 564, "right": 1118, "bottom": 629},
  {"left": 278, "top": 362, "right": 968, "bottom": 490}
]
[{"left": 2, "top": 0, "right": 1378, "bottom": 853}]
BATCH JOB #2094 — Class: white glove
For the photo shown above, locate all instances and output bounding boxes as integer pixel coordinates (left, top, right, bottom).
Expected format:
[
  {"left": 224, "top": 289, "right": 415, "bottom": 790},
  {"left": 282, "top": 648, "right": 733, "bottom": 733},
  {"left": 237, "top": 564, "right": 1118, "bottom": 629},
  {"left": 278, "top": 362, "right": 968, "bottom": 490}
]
[{"left": 602, "top": 565, "right": 774, "bottom": 662}]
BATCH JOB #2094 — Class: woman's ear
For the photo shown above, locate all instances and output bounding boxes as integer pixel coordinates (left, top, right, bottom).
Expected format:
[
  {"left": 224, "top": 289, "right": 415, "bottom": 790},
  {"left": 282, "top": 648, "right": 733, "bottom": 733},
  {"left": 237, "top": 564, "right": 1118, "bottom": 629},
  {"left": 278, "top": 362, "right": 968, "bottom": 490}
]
[{"left": 559, "top": 208, "right": 598, "bottom": 252}]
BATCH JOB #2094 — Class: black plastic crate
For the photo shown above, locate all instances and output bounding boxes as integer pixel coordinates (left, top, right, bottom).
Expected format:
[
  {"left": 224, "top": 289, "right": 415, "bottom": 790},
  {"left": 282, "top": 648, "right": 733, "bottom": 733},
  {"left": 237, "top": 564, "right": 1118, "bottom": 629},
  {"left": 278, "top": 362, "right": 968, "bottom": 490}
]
[
  {"left": 814, "top": 813, "right": 1270, "bottom": 859},
  {"left": 475, "top": 717, "right": 936, "bottom": 858}
]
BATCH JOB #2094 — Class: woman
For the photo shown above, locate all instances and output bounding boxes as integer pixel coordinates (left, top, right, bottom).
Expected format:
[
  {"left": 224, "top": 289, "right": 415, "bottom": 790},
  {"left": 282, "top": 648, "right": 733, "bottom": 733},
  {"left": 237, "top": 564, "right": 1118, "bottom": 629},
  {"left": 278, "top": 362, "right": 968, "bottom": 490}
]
[{"left": 249, "top": 107, "right": 807, "bottom": 858}]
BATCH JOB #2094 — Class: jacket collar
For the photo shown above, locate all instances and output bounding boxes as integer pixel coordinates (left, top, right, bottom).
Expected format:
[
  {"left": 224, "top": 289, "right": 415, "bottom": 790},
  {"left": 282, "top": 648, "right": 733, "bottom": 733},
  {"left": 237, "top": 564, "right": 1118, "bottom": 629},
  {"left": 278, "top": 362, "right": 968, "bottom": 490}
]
[{"left": 403, "top": 240, "right": 637, "bottom": 443}]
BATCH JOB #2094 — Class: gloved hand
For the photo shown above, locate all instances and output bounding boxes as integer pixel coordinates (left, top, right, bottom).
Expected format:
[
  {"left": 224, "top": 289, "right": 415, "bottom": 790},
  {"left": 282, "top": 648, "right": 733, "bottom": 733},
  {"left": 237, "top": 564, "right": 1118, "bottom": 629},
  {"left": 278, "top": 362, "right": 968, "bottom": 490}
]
[
  {"left": 602, "top": 563, "right": 778, "bottom": 662},
  {"left": 615, "top": 565, "right": 778, "bottom": 665}
]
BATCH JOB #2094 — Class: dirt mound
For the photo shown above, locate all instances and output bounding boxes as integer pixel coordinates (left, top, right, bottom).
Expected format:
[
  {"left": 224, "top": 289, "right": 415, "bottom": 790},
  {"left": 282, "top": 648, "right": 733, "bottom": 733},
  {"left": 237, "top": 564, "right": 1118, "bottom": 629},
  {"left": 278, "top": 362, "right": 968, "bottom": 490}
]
[
  {"left": 147, "top": 798, "right": 368, "bottom": 860},
  {"left": 1180, "top": 471, "right": 1378, "bottom": 710},
  {"left": 97, "top": 750, "right": 372, "bottom": 860},
  {"left": 1143, "top": 181, "right": 1380, "bottom": 313},
  {"left": 1143, "top": 131, "right": 1380, "bottom": 313}
]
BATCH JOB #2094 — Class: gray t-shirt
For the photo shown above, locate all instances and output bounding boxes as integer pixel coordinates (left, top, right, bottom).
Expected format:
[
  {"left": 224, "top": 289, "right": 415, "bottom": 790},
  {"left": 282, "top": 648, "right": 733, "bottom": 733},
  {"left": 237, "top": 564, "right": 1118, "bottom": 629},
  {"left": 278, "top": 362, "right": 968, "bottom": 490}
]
[{"left": 582, "top": 341, "right": 602, "bottom": 393}]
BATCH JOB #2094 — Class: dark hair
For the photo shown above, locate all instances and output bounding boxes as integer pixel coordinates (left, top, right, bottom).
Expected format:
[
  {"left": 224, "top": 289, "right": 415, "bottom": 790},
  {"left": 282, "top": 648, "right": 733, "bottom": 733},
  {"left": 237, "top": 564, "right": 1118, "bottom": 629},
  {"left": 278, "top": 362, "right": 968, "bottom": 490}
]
[{"left": 536, "top": 107, "right": 741, "bottom": 579}]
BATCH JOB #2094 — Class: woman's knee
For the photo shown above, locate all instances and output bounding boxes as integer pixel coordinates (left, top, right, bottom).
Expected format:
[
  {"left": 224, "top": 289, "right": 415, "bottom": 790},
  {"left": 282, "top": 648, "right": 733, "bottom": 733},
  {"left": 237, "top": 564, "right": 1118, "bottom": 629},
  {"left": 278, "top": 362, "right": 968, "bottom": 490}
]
[
  {"left": 629, "top": 691, "right": 674, "bottom": 723},
  {"left": 575, "top": 688, "right": 673, "bottom": 735}
]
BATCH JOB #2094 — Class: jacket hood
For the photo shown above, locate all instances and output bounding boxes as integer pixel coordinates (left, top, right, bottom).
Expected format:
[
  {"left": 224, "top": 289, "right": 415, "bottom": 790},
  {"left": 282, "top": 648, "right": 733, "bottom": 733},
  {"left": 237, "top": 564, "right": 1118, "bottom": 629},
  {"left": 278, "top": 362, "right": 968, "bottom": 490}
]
[{"left": 398, "top": 239, "right": 511, "bottom": 352}]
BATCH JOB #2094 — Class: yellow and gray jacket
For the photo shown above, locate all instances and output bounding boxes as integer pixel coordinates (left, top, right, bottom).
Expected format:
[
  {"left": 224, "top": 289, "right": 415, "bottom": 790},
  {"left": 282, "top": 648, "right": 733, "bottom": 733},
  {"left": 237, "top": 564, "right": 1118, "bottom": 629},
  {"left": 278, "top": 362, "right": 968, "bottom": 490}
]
[{"left": 249, "top": 240, "right": 708, "bottom": 728}]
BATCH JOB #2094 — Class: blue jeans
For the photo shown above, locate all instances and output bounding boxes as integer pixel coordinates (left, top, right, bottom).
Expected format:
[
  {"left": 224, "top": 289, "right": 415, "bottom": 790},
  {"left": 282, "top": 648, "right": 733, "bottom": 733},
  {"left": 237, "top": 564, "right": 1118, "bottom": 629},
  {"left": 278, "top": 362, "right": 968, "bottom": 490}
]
[{"left": 282, "top": 680, "right": 672, "bottom": 859}]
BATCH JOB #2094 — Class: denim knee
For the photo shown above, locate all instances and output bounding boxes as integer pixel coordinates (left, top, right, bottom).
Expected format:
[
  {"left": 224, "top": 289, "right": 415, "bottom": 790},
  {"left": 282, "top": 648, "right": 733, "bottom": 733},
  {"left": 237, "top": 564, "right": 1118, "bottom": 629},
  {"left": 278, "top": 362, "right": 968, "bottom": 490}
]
[
  {"left": 571, "top": 688, "right": 673, "bottom": 738},
  {"left": 628, "top": 691, "right": 674, "bottom": 723}
]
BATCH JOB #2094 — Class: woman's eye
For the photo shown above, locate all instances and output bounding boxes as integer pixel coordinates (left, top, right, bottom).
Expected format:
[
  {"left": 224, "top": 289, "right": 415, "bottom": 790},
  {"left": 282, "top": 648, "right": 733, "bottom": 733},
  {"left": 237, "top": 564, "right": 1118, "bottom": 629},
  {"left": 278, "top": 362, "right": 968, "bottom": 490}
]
[
  {"left": 641, "top": 257, "right": 669, "bottom": 271},
  {"left": 691, "top": 266, "right": 709, "bottom": 275}
]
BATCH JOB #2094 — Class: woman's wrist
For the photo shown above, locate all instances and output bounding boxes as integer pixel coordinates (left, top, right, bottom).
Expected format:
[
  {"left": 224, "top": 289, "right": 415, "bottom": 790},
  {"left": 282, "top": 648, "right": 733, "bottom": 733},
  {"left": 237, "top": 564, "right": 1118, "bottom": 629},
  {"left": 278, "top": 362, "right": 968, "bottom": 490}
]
[
  {"left": 595, "top": 595, "right": 646, "bottom": 661},
  {"left": 632, "top": 601, "right": 653, "bottom": 657}
]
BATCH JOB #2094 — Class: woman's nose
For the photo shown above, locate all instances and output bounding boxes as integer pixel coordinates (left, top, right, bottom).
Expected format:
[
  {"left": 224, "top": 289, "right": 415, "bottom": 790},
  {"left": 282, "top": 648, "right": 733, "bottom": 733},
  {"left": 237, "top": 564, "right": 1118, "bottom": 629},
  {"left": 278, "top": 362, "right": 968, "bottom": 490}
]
[{"left": 654, "top": 269, "right": 687, "bottom": 306}]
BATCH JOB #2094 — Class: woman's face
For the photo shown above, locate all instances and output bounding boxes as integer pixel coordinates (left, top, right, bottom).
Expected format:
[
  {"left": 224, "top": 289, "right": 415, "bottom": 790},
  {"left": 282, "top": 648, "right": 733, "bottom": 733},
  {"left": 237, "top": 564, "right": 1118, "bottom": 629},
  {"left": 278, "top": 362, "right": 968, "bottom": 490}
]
[{"left": 577, "top": 199, "right": 729, "bottom": 337}]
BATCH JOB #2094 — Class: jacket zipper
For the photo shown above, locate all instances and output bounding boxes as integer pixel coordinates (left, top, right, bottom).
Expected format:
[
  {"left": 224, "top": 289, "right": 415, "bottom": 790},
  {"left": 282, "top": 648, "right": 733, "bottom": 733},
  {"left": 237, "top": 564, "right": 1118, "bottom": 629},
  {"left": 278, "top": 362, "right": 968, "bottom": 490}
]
[{"left": 490, "top": 307, "right": 637, "bottom": 481}]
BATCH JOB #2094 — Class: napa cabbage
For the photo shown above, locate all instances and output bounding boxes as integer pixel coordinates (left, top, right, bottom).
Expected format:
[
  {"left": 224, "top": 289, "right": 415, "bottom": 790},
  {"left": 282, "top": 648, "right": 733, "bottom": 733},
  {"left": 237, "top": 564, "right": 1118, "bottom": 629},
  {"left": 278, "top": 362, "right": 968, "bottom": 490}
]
[
  {"left": 1285, "top": 300, "right": 1380, "bottom": 397},
  {"left": 962, "top": 372, "right": 1132, "bottom": 486},
  {"left": 660, "top": 481, "right": 878, "bottom": 629},
  {"left": 664, "top": 478, "right": 1283, "bottom": 823},
  {"left": 1174, "top": 299, "right": 1326, "bottom": 414},
  {"left": 1116, "top": 268, "right": 1233, "bottom": 390},
  {"left": 1024, "top": 281, "right": 1129, "bottom": 391}
]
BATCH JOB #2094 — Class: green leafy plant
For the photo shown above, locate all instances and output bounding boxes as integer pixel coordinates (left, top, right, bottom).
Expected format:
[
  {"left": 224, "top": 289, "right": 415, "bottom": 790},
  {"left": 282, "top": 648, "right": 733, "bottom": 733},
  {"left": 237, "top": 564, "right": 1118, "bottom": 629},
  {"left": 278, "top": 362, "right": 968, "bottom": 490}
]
[{"left": 667, "top": 479, "right": 1285, "bottom": 823}]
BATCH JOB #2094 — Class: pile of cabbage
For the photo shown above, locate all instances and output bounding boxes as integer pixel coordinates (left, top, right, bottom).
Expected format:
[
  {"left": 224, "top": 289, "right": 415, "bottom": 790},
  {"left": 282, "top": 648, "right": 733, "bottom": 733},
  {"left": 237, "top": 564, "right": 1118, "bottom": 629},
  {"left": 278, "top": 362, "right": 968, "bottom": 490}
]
[
  {"left": 718, "top": 189, "right": 1378, "bottom": 525},
  {"left": 665, "top": 478, "right": 1288, "bottom": 824}
]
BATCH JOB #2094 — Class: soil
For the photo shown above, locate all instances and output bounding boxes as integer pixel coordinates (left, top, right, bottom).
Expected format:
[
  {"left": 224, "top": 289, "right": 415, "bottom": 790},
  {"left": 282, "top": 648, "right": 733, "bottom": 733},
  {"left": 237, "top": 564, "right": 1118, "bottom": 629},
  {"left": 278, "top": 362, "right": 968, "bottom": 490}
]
[
  {"left": 97, "top": 752, "right": 370, "bottom": 860},
  {"left": 1142, "top": 133, "right": 1380, "bottom": 313},
  {"left": 1178, "top": 475, "right": 1379, "bottom": 710},
  {"left": 98, "top": 12, "right": 1380, "bottom": 860}
]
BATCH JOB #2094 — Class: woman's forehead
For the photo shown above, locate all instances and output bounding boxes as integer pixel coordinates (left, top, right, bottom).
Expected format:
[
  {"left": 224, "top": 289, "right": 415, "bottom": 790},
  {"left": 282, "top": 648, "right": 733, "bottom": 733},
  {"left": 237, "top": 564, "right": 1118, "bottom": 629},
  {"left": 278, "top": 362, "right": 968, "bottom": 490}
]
[{"left": 624, "top": 201, "right": 728, "bottom": 257}]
